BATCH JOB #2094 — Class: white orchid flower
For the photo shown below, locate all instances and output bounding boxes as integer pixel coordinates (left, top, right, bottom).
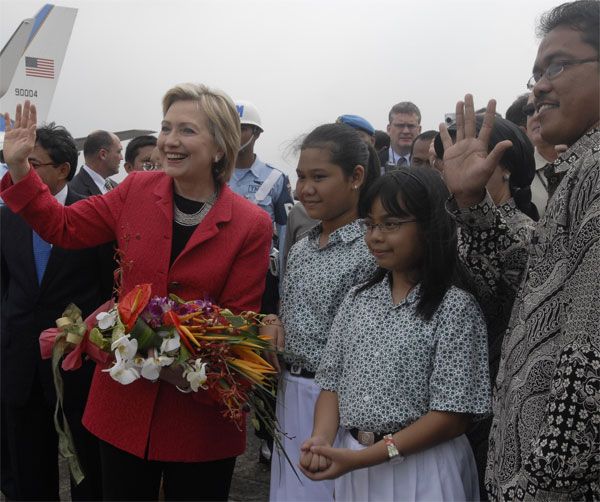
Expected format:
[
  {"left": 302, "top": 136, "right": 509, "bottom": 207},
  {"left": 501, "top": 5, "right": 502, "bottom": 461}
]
[
  {"left": 183, "top": 359, "right": 208, "bottom": 392},
  {"left": 160, "top": 334, "right": 180, "bottom": 354},
  {"left": 111, "top": 335, "right": 138, "bottom": 361},
  {"left": 140, "top": 354, "right": 175, "bottom": 381},
  {"left": 96, "top": 310, "right": 118, "bottom": 330},
  {"left": 103, "top": 348, "right": 140, "bottom": 385}
]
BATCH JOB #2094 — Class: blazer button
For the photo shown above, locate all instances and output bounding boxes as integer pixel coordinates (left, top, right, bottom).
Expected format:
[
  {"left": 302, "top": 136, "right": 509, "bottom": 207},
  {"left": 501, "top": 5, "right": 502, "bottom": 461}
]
[{"left": 168, "top": 281, "right": 181, "bottom": 291}]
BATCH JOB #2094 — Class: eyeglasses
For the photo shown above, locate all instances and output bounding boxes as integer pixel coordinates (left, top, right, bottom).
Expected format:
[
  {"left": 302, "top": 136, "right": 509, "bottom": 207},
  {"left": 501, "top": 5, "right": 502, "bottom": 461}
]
[
  {"left": 142, "top": 161, "right": 161, "bottom": 171},
  {"left": 30, "top": 161, "right": 57, "bottom": 169},
  {"left": 358, "top": 218, "right": 417, "bottom": 233},
  {"left": 526, "top": 58, "right": 599, "bottom": 90},
  {"left": 522, "top": 103, "right": 535, "bottom": 117},
  {"left": 392, "top": 123, "right": 419, "bottom": 131}
]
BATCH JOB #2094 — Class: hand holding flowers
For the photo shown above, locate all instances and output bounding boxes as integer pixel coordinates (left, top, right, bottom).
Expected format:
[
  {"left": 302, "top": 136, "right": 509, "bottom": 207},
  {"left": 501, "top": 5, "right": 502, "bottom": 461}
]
[
  {"left": 52, "top": 284, "right": 278, "bottom": 426},
  {"left": 47, "top": 283, "right": 298, "bottom": 480}
]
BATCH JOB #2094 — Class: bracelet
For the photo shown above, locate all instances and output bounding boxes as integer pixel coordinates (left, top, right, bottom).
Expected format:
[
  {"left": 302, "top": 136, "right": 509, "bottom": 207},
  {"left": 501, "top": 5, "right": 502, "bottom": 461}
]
[
  {"left": 263, "top": 318, "right": 283, "bottom": 327},
  {"left": 383, "top": 434, "right": 399, "bottom": 460}
]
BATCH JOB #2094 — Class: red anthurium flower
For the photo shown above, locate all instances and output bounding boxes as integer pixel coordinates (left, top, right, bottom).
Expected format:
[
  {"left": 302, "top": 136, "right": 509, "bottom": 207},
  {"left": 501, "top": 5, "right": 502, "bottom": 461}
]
[{"left": 118, "top": 284, "right": 152, "bottom": 332}]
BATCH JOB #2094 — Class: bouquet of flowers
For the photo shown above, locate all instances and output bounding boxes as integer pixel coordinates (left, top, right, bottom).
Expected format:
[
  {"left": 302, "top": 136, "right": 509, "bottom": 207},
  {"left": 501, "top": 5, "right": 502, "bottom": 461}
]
[
  {"left": 44, "top": 284, "right": 296, "bottom": 483},
  {"left": 56, "top": 283, "right": 277, "bottom": 425}
]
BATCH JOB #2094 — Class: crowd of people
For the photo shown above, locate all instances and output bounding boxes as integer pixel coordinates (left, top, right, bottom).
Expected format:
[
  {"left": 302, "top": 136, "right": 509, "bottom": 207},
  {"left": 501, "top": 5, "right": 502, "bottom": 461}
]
[{"left": 0, "top": 0, "right": 598, "bottom": 500}]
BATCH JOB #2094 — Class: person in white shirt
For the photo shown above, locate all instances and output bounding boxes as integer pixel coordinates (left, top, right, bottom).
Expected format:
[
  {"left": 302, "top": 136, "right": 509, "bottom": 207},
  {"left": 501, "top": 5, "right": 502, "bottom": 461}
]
[
  {"left": 69, "top": 130, "right": 123, "bottom": 196},
  {"left": 378, "top": 102, "right": 422, "bottom": 173}
]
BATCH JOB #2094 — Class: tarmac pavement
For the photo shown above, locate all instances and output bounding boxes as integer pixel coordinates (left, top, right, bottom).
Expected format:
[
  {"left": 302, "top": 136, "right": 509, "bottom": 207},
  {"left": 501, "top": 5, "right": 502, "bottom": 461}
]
[{"left": 2, "top": 418, "right": 271, "bottom": 501}]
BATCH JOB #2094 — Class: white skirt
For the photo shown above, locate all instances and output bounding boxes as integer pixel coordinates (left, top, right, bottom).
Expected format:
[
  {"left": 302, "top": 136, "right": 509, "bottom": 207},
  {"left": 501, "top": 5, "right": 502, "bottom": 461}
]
[
  {"left": 270, "top": 370, "right": 337, "bottom": 502},
  {"left": 335, "top": 429, "right": 480, "bottom": 502}
]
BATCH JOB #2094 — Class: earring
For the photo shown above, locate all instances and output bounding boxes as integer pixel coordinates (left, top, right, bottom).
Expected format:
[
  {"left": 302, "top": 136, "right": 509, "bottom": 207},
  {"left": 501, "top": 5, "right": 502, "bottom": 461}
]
[
  {"left": 502, "top": 174, "right": 510, "bottom": 182},
  {"left": 352, "top": 185, "right": 358, "bottom": 190},
  {"left": 214, "top": 156, "right": 221, "bottom": 163}
]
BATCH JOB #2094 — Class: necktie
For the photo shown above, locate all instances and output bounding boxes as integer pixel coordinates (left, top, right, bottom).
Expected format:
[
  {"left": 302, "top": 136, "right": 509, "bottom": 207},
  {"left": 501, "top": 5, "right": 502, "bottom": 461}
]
[
  {"left": 104, "top": 178, "right": 116, "bottom": 192},
  {"left": 32, "top": 230, "right": 52, "bottom": 284},
  {"left": 396, "top": 156, "right": 408, "bottom": 167}
]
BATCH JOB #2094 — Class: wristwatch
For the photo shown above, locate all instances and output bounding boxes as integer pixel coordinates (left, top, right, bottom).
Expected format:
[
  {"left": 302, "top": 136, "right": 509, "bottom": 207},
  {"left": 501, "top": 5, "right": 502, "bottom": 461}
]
[{"left": 383, "top": 434, "right": 405, "bottom": 464}]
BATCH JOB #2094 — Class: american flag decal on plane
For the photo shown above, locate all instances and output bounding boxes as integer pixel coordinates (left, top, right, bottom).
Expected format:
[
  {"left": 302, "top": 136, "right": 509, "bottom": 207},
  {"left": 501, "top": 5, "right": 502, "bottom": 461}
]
[{"left": 25, "top": 57, "right": 55, "bottom": 79}]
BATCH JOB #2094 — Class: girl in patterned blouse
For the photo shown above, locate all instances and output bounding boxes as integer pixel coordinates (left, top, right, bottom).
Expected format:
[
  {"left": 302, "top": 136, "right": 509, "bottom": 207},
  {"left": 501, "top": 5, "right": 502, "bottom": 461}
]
[
  {"left": 266, "top": 123, "right": 380, "bottom": 502},
  {"left": 300, "top": 168, "right": 492, "bottom": 501}
]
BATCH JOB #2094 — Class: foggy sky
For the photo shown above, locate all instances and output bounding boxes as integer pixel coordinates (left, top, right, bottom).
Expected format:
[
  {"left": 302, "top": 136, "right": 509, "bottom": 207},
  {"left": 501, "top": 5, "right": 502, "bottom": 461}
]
[{"left": 1, "top": 0, "right": 559, "bottom": 182}]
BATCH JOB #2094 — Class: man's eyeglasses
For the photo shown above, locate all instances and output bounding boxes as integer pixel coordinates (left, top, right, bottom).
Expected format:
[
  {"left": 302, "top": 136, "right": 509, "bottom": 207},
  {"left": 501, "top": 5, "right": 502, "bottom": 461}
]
[
  {"left": 358, "top": 218, "right": 417, "bottom": 233},
  {"left": 526, "top": 58, "right": 599, "bottom": 90},
  {"left": 142, "top": 161, "right": 161, "bottom": 171},
  {"left": 392, "top": 123, "right": 419, "bottom": 131}
]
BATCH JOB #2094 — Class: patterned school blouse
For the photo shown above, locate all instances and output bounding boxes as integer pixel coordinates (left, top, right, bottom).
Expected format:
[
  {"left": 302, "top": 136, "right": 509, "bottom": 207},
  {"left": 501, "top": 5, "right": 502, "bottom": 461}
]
[
  {"left": 281, "top": 220, "right": 376, "bottom": 372},
  {"left": 316, "top": 278, "right": 491, "bottom": 432},
  {"left": 450, "top": 128, "right": 600, "bottom": 501}
]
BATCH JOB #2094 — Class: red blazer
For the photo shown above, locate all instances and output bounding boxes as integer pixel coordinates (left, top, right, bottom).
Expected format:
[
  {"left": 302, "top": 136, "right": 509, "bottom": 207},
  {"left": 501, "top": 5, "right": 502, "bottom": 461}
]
[{"left": 1, "top": 169, "right": 272, "bottom": 461}]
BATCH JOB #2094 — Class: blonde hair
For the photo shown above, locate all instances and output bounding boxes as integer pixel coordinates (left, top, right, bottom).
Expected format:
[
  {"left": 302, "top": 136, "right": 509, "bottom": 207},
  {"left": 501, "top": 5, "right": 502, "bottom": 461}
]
[{"left": 162, "top": 83, "right": 240, "bottom": 184}]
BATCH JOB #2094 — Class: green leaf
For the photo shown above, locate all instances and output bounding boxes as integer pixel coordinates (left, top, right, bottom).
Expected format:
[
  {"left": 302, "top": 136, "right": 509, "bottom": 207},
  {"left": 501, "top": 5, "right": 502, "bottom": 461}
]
[
  {"left": 168, "top": 293, "right": 186, "bottom": 304},
  {"left": 175, "top": 344, "right": 191, "bottom": 365},
  {"left": 131, "top": 318, "right": 161, "bottom": 351},
  {"left": 223, "top": 314, "right": 246, "bottom": 328},
  {"left": 89, "top": 328, "right": 110, "bottom": 351}
]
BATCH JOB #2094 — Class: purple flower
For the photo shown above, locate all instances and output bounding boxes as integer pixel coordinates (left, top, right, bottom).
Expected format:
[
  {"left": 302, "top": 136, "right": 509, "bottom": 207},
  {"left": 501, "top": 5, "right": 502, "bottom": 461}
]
[{"left": 141, "top": 296, "right": 175, "bottom": 328}]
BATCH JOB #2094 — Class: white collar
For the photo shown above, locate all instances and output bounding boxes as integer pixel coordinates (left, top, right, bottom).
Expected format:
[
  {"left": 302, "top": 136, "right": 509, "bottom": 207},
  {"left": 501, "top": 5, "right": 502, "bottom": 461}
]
[
  {"left": 82, "top": 164, "right": 109, "bottom": 193},
  {"left": 54, "top": 184, "right": 68, "bottom": 206},
  {"left": 388, "top": 147, "right": 410, "bottom": 165}
]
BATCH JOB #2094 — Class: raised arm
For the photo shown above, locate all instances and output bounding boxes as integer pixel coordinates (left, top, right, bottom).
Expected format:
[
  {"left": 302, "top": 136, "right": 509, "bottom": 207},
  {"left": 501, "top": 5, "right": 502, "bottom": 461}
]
[
  {"left": 3, "top": 101, "right": 37, "bottom": 183},
  {"left": 442, "top": 95, "right": 531, "bottom": 296},
  {"left": 1, "top": 101, "right": 120, "bottom": 249}
]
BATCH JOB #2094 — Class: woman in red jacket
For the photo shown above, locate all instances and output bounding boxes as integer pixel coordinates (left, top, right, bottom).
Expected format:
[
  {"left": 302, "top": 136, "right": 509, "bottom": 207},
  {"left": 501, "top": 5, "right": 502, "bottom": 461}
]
[{"left": 1, "top": 84, "right": 273, "bottom": 501}]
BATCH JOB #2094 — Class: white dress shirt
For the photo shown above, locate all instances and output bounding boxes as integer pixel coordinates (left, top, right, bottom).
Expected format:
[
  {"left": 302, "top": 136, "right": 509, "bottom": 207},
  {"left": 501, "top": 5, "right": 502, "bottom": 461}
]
[{"left": 82, "top": 164, "right": 110, "bottom": 194}]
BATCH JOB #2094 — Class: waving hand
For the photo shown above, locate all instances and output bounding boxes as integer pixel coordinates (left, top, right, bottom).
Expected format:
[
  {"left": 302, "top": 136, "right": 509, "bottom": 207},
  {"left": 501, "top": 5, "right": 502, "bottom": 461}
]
[
  {"left": 440, "top": 94, "right": 512, "bottom": 208},
  {"left": 3, "top": 100, "right": 37, "bottom": 183}
]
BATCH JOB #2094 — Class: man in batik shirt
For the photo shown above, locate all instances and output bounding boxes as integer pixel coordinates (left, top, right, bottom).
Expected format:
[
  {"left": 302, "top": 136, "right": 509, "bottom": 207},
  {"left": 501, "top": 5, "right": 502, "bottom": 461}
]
[{"left": 439, "top": 1, "right": 599, "bottom": 499}]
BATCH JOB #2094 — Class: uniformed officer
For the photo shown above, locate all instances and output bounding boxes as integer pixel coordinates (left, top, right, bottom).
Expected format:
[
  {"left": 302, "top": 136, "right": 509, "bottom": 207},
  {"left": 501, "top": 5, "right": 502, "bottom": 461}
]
[
  {"left": 229, "top": 102, "right": 292, "bottom": 249},
  {"left": 228, "top": 100, "right": 293, "bottom": 464}
]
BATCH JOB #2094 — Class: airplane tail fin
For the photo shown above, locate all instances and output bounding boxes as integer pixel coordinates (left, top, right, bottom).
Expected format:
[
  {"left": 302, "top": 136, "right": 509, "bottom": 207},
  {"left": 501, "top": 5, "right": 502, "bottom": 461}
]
[{"left": 0, "top": 4, "right": 77, "bottom": 130}]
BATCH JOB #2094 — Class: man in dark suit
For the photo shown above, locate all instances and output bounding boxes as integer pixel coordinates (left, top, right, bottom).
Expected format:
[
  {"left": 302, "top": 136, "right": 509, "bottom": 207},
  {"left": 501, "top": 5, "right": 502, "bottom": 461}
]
[
  {"left": 69, "top": 130, "right": 122, "bottom": 196},
  {"left": 1, "top": 123, "right": 114, "bottom": 500},
  {"left": 378, "top": 101, "right": 422, "bottom": 173}
]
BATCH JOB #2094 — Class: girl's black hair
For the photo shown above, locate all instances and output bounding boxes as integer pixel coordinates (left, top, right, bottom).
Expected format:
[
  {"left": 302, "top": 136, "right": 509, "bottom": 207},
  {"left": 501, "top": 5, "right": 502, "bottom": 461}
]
[
  {"left": 434, "top": 115, "right": 539, "bottom": 220},
  {"left": 358, "top": 167, "right": 457, "bottom": 321},
  {"left": 301, "top": 123, "right": 380, "bottom": 212}
]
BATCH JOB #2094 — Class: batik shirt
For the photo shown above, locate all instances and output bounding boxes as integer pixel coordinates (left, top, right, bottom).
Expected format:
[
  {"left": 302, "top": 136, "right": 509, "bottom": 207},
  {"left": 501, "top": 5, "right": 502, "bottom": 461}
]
[
  {"left": 281, "top": 221, "right": 376, "bottom": 372},
  {"left": 450, "top": 128, "right": 600, "bottom": 501},
  {"left": 458, "top": 198, "right": 535, "bottom": 383},
  {"left": 459, "top": 198, "right": 535, "bottom": 495},
  {"left": 316, "top": 278, "right": 491, "bottom": 432}
]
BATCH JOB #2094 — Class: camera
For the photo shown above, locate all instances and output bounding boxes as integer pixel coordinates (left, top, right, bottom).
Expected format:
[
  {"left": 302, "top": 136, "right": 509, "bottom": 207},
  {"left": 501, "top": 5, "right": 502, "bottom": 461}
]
[{"left": 444, "top": 113, "right": 456, "bottom": 127}]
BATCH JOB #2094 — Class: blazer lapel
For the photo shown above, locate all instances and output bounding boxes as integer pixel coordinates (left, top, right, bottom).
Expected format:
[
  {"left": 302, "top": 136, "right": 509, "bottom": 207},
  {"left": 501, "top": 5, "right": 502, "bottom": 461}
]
[
  {"left": 23, "top": 219, "right": 40, "bottom": 291},
  {"left": 171, "top": 184, "right": 233, "bottom": 267},
  {"left": 82, "top": 169, "right": 102, "bottom": 196},
  {"left": 4, "top": 210, "right": 41, "bottom": 292},
  {"left": 153, "top": 175, "right": 174, "bottom": 226},
  {"left": 38, "top": 240, "right": 60, "bottom": 291}
]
